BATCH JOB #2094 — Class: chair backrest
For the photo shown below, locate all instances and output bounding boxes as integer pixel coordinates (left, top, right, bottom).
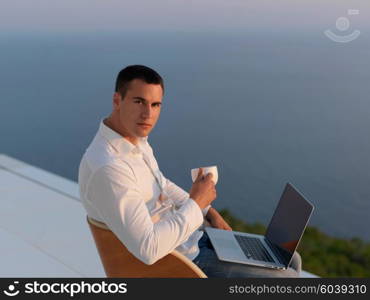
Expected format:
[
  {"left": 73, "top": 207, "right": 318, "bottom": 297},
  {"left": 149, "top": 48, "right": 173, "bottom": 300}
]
[{"left": 87, "top": 216, "right": 207, "bottom": 278}]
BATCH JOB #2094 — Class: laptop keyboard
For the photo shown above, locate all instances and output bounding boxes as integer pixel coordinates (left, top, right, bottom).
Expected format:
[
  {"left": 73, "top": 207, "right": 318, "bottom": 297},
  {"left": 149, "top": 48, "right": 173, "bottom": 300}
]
[{"left": 234, "top": 235, "right": 275, "bottom": 263}]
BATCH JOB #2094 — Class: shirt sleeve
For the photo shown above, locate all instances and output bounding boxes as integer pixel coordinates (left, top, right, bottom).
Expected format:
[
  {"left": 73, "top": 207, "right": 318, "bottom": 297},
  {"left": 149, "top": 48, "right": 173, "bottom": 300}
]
[
  {"left": 86, "top": 164, "right": 204, "bottom": 265},
  {"left": 144, "top": 144, "right": 211, "bottom": 217},
  {"left": 164, "top": 177, "right": 211, "bottom": 217}
]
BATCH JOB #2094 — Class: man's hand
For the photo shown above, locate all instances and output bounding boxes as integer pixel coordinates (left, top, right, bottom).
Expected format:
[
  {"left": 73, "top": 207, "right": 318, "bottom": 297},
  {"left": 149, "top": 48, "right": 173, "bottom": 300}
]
[
  {"left": 189, "top": 168, "right": 216, "bottom": 209},
  {"left": 206, "top": 207, "right": 232, "bottom": 231}
]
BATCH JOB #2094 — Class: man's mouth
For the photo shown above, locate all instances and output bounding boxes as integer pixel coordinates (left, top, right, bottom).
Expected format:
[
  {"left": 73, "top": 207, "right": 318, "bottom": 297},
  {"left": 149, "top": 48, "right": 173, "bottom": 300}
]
[{"left": 137, "top": 123, "right": 152, "bottom": 128}]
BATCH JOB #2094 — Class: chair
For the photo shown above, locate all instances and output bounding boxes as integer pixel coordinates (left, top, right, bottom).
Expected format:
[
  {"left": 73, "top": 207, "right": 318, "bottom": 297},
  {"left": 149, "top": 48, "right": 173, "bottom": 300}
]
[{"left": 87, "top": 216, "right": 207, "bottom": 278}]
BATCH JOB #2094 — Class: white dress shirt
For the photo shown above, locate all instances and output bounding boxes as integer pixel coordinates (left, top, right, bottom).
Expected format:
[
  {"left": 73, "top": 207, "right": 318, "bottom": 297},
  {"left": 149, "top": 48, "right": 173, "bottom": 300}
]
[{"left": 78, "top": 121, "right": 207, "bottom": 265}]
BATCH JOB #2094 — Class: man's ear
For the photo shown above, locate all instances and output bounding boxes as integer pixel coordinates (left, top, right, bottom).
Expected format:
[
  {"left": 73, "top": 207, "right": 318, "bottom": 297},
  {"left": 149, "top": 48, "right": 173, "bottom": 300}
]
[{"left": 113, "top": 92, "right": 121, "bottom": 111}]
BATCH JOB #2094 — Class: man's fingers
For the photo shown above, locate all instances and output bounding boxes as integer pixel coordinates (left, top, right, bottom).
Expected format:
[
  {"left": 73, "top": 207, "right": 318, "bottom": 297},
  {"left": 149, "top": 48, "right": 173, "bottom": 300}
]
[
  {"left": 225, "top": 224, "right": 232, "bottom": 231},
  {"left": 206, "top": 173, "right": 213, "bottom": 179},
  {"left": 205, "top": 173, "right": 213, "bottom": 182},
  {"left": 195, "top": 169, "right": 215, "bottom": 183},
  {"left": 196, "top": 168, "right": 203, "bottom": 181}
]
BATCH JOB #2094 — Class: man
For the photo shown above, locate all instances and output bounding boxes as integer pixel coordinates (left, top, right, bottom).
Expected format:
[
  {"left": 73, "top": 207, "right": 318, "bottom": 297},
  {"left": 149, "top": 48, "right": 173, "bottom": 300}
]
[{"left": 78, "top": 65, "right": 301, "bottom": 277}]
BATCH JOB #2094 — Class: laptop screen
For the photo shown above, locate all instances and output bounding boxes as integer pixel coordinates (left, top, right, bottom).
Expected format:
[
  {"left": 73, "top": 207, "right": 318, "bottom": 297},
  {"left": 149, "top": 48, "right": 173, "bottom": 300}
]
[{"left": 265, "top": 183, "right": 314, "bottom": 266}]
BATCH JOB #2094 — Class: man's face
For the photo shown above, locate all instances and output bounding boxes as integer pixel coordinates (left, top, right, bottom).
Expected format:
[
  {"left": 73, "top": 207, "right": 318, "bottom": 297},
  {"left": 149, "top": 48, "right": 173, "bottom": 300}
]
[{"left": 113, "top": 79, "right": 163, "bottom": 145}]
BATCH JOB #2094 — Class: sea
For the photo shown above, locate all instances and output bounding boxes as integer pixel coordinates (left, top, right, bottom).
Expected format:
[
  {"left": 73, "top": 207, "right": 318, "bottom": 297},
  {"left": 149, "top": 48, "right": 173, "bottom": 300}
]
[{"left": 1, "top": 30, "right": 369, "bottom": 241}]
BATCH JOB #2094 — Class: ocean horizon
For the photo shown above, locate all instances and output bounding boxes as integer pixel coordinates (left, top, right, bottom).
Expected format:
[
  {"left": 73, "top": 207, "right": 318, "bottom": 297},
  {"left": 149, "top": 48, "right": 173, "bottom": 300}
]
[{"left": 1, "top": 31, "right": 369, "bottom": 241}]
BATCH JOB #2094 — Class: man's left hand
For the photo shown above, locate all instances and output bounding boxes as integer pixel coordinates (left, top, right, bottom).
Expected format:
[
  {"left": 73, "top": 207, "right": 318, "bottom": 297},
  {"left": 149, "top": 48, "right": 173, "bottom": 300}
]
[{"left": 206, "top": 207, "right": 232, "bottom": 231}]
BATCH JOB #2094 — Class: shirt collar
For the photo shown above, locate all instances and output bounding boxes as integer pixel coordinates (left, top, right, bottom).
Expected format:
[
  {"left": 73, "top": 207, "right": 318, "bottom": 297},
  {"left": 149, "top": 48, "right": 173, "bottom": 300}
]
[{"left": 98, "top": 119, "right": 148, "bottom": 155}]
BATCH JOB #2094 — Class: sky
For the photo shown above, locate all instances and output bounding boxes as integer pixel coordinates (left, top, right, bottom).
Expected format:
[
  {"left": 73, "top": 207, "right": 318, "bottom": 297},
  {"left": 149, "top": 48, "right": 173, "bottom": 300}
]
[{"left": 0, "top": 0, "right": 369, "bottom": 34}]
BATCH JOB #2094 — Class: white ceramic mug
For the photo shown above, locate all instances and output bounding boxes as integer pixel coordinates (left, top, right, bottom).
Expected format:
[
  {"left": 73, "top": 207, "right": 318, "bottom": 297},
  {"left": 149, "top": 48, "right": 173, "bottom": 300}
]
[{"left": 191, "top": 166, "right": 218, "bottom": 184}]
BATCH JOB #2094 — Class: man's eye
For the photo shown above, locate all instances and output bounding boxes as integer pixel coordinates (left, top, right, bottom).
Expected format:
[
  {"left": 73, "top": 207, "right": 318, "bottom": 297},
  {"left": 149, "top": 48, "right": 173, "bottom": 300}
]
[{"left": 153, "top": 103, "right": 162, "bottom": 107}]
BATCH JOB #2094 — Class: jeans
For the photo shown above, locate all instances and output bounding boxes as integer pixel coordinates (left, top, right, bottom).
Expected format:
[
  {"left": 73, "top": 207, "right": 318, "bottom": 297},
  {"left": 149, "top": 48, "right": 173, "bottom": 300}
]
[{"left": 193, "top": 232, "right": 302, "bottom": 278}]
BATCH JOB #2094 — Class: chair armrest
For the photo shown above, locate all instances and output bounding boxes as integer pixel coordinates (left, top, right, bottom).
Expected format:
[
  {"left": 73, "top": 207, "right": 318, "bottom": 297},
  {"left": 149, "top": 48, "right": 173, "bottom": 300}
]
[{"left": 87, "top": 216, "right": 207, "bottom": 278}]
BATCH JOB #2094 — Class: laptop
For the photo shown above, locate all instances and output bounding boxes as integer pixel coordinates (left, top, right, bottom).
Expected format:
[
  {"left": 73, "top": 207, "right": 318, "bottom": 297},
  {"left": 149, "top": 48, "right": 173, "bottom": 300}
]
[{"left": 205, "top": 183, "right": 314, "bottom": 269}]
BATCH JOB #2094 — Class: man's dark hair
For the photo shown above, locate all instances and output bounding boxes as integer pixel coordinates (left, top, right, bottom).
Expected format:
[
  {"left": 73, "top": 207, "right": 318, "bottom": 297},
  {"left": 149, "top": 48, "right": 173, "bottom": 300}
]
[{"left": 115, "top": 65, "right": 164, "bottom": 99}]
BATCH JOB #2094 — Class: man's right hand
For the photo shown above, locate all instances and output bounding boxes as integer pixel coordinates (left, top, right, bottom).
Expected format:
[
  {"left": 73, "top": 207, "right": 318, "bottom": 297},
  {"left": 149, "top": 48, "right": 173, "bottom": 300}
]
[{"left": 189, "top": 168, "right": 216, "bottom": 209}]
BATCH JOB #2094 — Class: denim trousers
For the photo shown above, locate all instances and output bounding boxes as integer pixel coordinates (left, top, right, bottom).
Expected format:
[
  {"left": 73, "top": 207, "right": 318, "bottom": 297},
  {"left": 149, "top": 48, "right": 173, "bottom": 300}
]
[{"left": 192, "top": 232, "right": 302, "bottom": 278}]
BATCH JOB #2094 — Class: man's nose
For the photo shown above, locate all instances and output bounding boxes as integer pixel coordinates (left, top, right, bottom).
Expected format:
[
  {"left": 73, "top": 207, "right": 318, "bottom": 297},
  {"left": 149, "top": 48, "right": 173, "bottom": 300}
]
[{"left": 141, "top": 103, "right": 153, "bottom": 119}]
